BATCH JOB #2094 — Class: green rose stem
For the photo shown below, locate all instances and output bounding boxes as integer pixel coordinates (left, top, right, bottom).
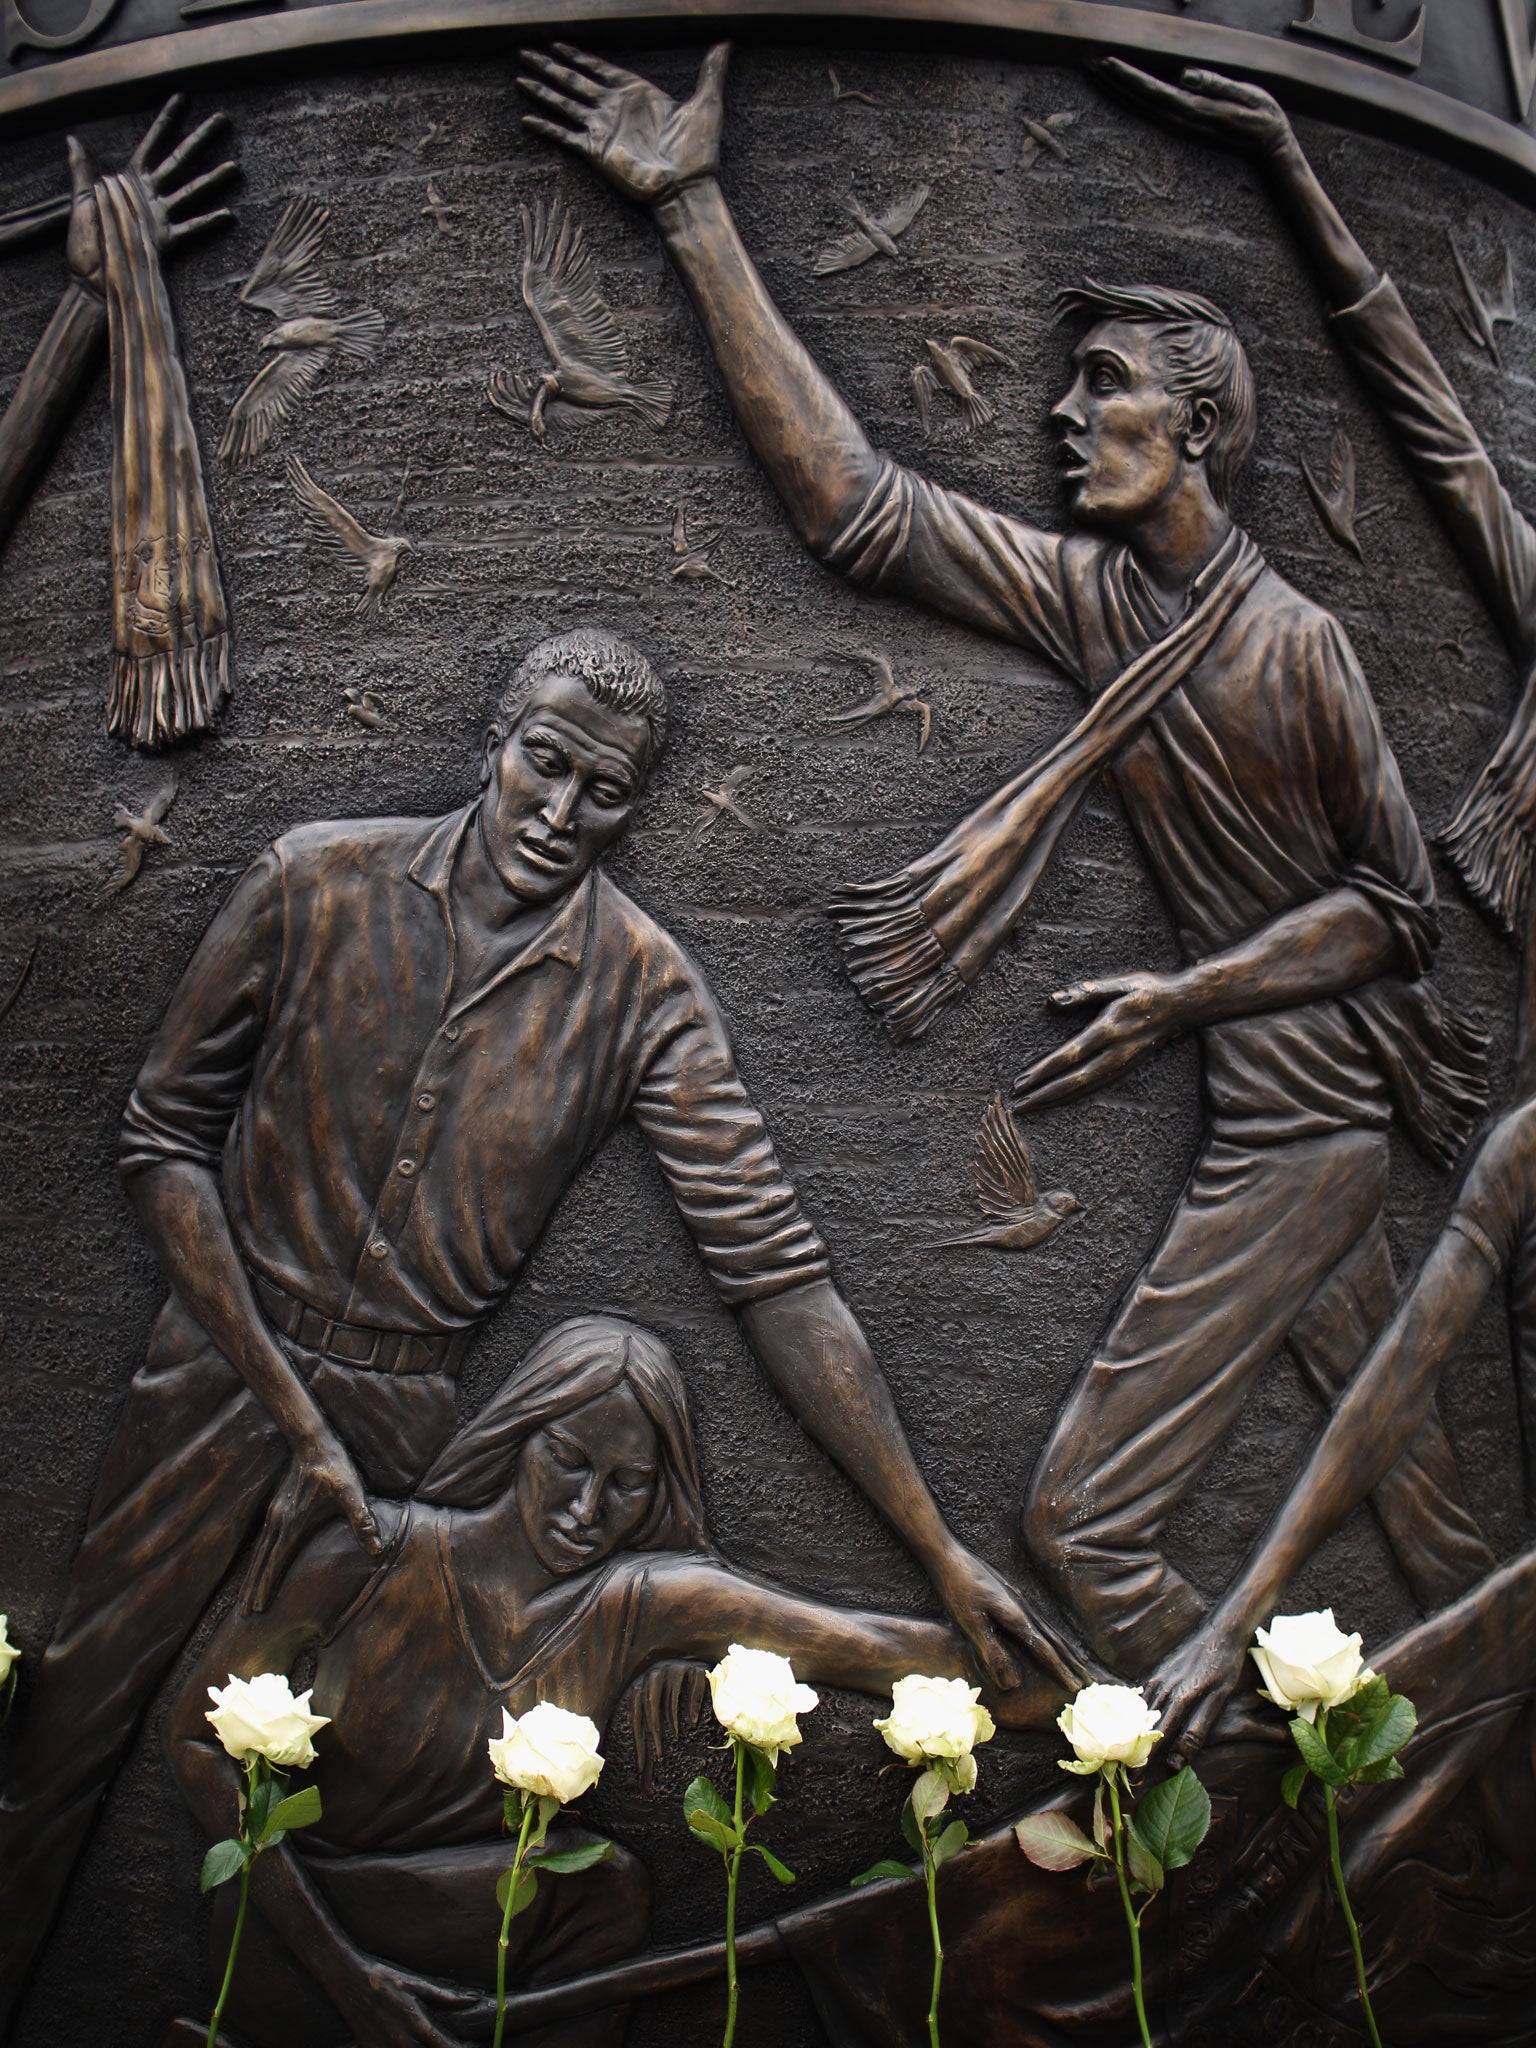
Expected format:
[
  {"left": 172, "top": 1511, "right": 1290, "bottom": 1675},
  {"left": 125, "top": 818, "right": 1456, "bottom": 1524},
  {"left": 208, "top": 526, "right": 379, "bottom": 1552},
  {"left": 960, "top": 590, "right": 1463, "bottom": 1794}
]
[
  {"left": 1105, "top": 1769, "right": 1152, "bottom": 2048},
  {"left": 492, "top": 1794, "right": 539, "bottom": 2048},
  {"left": 205, "top": 1754, "right": 261, "bottom": 2048},
  {"left": 1318, "top": 1715, "right": 1384, "bottom": 2048},
  {"left": 723, "top": 1738, "right": 747, "bottom": 2048},
  {"left": 921, "top": 1805, "right": 944, "bottom": 2048}
]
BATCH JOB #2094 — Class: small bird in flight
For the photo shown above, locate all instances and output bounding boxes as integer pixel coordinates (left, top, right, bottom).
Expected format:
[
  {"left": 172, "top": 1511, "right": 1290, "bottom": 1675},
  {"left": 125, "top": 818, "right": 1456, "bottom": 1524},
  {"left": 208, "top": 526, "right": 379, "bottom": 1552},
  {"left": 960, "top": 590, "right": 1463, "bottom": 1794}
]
[
  {"left": 343, "top": 686, "right": 389, "bottom": 730},
  {"left": 414, "top": 115, "right": 453, "bottom": 154},
  {"left": 221, "top": 199, "right": 385, "bottom": 465},
  {"left": 690, "top": 767, "right": 758, "bottom": 847},
  {"left": 421, "top": 179, "right": 462, "bottom": 234},
  {"left": 828, "top": 63, "right": 879, "bottom": 105},
  {"left": 912, "top": 335, "right": 1014, "bottom": 439},
  {"left": 1448, "top": 233, "right": 1516, "bottom": 369},
  {"left": 102, "top": 781, "right": 177, "bottom": 901},
  {"left": 1300, "top": 425, "right": 1368, "bottom": 561},
  {"left": 928, "top": 1094, "right": 1082, "bottom": 1252},
  {"left": 286, "top": 455, "right": 413, "bottom": 622},
  {"left": 669, "top": 504, "right": 729, "bottom": 584},
  {"left": 489, "top": 202, "right": 673, "bottom": 442},
  {"left": 1019, "top": 111, "right": 1078, "bottom": 171},
  {"left": 827, "top": 649, "right": 933, "bottom": 753},
  {"left": 813, "top": 186, "right": 930, "bottom": 275}
]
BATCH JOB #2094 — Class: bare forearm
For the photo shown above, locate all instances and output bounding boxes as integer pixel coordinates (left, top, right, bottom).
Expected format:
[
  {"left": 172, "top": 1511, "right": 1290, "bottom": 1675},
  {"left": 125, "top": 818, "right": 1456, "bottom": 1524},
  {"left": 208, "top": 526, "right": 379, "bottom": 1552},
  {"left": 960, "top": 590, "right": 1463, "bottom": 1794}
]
[
  {"left": 128, "top": 1158, "right": 333, "bottom": 1453},
  {"left": 739, "top": 1279, "right": 956, "bottom": 1575},
  {"left": 652, "top": 179, "right": 880, "bottom": 548},
  {"left": 1170, "top": 887, "right": 1397, "bottom": 1032},
  {"left": 1262, "top": 131, "right": 1377, "bottom": 310},
  {"left": 0, "top": 282, "right": 107, "bottom": 551}
]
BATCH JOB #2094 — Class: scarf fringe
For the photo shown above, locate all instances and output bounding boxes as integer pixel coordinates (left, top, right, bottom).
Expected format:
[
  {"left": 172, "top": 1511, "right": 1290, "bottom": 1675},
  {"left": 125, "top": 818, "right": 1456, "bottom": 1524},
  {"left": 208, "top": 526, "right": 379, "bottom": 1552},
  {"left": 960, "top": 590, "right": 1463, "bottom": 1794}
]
[
  {"left": 1438, "top": 772, "right": 1534, "bottom": 943},
  {"left": 105, "top": 635, "right": 230, "bottom": 752},
  {"left": 1347, "top": 982, "right": 1491, "bottom": 1173},
  {"left": 826, "top": 875, "right": 966, "bottom": 1041}
]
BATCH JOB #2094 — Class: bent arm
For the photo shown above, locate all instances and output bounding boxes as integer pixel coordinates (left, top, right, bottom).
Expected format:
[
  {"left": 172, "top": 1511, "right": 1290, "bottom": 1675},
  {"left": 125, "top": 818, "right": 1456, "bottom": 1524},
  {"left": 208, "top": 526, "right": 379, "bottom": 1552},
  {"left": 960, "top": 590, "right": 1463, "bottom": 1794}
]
[
  {"left": 1162, "top": 885, "right": 1398, "bottom": 1033},
  {"left": 0, "top": 283, "right": 107, "bottom": 553}
]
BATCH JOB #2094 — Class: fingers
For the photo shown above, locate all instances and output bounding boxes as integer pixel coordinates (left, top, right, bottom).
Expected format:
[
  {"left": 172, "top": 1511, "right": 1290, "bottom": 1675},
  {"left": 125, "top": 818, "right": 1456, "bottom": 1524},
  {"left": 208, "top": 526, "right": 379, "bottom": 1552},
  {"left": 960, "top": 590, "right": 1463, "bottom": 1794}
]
[
  {"left": 162, "top": 160, "right": 236, "bottom": 212},
  {"left": 972, "top": 1618, "right": 1025, "bottom": 1692},
  {"left": 244, "top": 1482, "right": 307, "bottom": 1615},
  {"left": 519, "top": 77, "right": 592, "bottom": 127},
  {"left": 129, "top": 93, "right": 184, "bottom": 171},
  {"left": 695, "top": 40, "right": 731, "bottom": 101},
  {"left": 522, "top": 114, "right": 594, "bottom": 158},
  {"left": 66, "top": 134, "right": 94, "bottom": 202},
  {"left": 550, "top": 41, "right": 637, "bottom": 88},
  {"left": 149, "top": 110, "right": 228, "bottom": 190},
  {"left": 517, "top": 51, "right": 604, "bottom": 101},
  {"left": 167, "top": 207, "right": 235, "bottom": 248},
  {"left": 1049, "top": 979, "right": 1120, "bottom": 1010},
  {"left": 1182, "top": 67, "right": 1267, "bottom": 105}
]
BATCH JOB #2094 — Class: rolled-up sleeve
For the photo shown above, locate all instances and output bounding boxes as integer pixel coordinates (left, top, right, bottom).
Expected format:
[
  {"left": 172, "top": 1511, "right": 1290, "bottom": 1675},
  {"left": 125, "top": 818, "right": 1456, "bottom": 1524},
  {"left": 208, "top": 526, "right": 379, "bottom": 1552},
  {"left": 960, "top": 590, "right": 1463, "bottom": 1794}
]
[
  {"left": 1333, "top": 275, "right": 1536, "bottom": 664},
  {"left": 119, "top": 850, "right": 284, "bottom": 1178},
  {"left": 630, "top": 971, "right": 831, "bottom": 1307},
  {"left": 820, "top": 457, "right": 1083, "bottom": 676}
]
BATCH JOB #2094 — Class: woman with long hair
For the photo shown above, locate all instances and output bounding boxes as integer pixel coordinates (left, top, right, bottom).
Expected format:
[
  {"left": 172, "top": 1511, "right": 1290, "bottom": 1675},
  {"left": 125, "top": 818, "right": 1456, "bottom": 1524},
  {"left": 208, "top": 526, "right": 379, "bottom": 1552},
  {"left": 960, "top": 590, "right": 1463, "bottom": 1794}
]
[{"left": 167, "top": 1315, "right": 1062, "bottom": 2048}]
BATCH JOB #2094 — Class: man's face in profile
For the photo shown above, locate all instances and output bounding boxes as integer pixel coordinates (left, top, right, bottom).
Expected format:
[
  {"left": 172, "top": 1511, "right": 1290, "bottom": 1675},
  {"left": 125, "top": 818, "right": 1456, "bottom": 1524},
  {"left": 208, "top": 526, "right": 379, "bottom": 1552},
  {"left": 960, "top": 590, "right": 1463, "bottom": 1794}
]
[
  {"left": 1049, "top": 319, "right": 1186, "bottom": 530},
  {"left": 480, "top": 671, "right": 651, "bottom": 904}
]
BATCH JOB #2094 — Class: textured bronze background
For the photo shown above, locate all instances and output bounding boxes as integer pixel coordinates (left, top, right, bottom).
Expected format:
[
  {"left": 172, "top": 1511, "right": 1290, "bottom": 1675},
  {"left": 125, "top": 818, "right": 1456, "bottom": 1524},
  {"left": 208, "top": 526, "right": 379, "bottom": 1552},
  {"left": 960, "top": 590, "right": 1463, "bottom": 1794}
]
[{"left": 2, "top": 31, "right": 1534, "bottom": 2046}]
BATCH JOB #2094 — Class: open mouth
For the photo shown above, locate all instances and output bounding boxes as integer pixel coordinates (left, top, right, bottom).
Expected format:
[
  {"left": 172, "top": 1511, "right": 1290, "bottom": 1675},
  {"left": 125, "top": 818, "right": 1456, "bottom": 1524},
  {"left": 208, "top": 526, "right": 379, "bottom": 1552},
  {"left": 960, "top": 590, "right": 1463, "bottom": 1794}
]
[
  {"left": 516, "top": 830, "right": 573, "bottom": 874},
  {"left": 544, "top": 1521, "right": 603, "bottom": 1564},
  {"left": 1058, "top": 442, "right": 1092, "bottom": 482}
]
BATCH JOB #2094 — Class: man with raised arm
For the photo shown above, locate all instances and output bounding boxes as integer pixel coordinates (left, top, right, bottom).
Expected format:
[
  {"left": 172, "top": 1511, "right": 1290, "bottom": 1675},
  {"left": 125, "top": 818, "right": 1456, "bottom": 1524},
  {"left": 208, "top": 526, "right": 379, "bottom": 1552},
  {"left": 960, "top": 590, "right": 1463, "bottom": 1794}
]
[
  {"left": 0, "top": 628, "right": 1068, "bottom": 2036},
  {"left": 520, "top": 44, "right": 1493, "bottom": 1672}
]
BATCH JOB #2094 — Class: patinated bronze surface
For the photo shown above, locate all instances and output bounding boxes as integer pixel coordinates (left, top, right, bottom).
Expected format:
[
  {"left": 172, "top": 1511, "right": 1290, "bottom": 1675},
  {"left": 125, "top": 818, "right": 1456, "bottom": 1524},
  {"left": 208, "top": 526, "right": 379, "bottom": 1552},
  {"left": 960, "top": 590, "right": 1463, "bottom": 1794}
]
[{"left": 3, "top": 6, "right": 1536, "bottom": 2043}]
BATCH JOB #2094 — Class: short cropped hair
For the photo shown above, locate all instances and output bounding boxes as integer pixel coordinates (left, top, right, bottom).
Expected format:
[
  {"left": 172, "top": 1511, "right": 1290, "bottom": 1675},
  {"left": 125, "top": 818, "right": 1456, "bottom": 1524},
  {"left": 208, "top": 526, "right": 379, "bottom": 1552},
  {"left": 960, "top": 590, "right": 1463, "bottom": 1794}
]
[
  {"left": 493, "top": 628, "right": 668, "bottom": 773},
  {"left": 1055, "top": 279, "right": 1257, "bottom": 510}
]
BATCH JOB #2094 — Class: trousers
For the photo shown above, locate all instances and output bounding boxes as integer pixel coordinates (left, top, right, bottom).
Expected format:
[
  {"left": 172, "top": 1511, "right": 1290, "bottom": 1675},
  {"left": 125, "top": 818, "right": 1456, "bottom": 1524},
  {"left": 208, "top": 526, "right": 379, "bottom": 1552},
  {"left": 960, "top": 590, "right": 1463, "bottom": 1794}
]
[
  {"left": 0, "top": 1292, "right": 459, "bottom": 2036},
  {"left": 1024, "top": 1128, "right": 1494, "bottom": 1671}
]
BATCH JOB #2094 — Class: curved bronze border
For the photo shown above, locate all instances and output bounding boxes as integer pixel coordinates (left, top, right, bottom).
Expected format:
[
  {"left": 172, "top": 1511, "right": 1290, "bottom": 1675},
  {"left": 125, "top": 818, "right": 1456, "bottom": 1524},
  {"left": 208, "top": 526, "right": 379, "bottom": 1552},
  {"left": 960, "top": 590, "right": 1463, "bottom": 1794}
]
[{"left": 2, "top": 0, "right": 1535, "bottom": 206}]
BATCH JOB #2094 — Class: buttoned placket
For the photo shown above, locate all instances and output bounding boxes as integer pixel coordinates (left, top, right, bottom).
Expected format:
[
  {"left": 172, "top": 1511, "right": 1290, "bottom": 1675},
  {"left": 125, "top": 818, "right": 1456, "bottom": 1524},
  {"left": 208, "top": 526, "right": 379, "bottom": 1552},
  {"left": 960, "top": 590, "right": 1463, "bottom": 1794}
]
[{"left": 341, "top": 808, "right": 593, "bottom": 1320}]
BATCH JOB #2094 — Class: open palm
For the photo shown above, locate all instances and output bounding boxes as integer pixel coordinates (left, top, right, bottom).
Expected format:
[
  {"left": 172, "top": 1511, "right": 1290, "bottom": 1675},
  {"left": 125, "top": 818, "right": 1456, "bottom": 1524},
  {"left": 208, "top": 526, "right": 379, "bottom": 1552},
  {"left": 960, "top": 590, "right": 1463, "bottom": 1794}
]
[{"left": 519, "top": 42, "right": 729, "bottom": 203}]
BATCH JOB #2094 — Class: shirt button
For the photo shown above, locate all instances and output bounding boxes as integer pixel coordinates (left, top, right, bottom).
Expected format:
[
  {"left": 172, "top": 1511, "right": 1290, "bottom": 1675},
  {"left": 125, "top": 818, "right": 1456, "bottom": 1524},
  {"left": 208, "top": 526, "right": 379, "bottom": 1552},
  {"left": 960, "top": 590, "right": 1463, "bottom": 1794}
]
[
  {"left": 367, "top": 1239, "right": 389, "bottom": 1260},
  {"left": 443, "top": 1021, "right": 461, "bottom": 1042},
  {"left": 416, "top": 1093, "right": 436, "bottom": 1112},
  {"left": 397, "top": 1158, "right": 417, "bottom": 1178}
]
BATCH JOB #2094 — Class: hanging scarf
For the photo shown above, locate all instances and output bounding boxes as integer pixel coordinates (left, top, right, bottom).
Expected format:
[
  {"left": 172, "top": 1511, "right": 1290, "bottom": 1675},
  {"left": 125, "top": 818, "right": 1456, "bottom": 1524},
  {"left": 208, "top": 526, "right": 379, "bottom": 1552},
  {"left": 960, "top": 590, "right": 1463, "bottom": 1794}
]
[
  {"left": 827, "top": 526, "right": 1487, "bottom": 1171},
  {"left": 97, "top": 171, "right": 229, "bottom": 750}
]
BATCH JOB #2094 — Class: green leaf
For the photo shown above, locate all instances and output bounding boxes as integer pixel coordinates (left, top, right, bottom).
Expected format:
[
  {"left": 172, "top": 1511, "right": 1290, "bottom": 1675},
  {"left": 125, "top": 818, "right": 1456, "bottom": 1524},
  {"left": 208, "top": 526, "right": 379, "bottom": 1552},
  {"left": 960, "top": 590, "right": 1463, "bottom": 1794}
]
[
  {"left": 532, "top": 1839, "right": 615, "bottom": 1875},
  {"left": 495, "top": 1867, "right": 539, "bottom": 1918},
  {"left": 1125, "top": 1828, "right": 1163, "bottom": 1896},
  {"left": 1354, "top": 1754, "right": 1407, "bottom": 1785},
  {"left": 900, "top": 1797, "right": 923, "bottom": 1853},
  {"left": 260, "top": 1785, "right": 322, "bottom": 1844},
  {"left": 1091, "top": 1778, "right": 1109, "bottom": 1852},
  {"left": 246, "top": 1771, "right": 280, "bottom": 1839},
  {"left": 851, "top": 1858, "right": 917, "bottom": 1887},
  {"left": 532, "top": 1794, "right": 560, "bottom": 1848},
  {"left": 1341, "top": 1694, "right": 1417, "bottom": 1778},
  {"left": 911, "top": 1768, "right": 950, "bottom": 1826},
  {"left": 930, "top": 1820, "right": 968, "bottom": 1869},
  {"left": 1130, "top": 1769, "right": 1211, "bottom": 1874},
  {"left": 744, "top": 1742, "right": 778, "bottom": 1818},
  {"left": 1290, "top": 1715, "right": 1347, "bottom": 1788},
  {"left": 686, "top": 1811, "right": 739, "bottom": 1856},
  {"left": 1280, "top": 1764, "right": 1309, "bottom": 1810},
  {"left": 683, "top": 1775, "right": 732, "bottom": 1829},
  {"left": 1015, "top": 1811, "right": 1102, "bottom": 1872},
  {"left": 752, "top": 1845, "right": 797, "bottom": 1885},
  {"left": 199, "top": 1838, "right": 249, "bottom": 1892}
]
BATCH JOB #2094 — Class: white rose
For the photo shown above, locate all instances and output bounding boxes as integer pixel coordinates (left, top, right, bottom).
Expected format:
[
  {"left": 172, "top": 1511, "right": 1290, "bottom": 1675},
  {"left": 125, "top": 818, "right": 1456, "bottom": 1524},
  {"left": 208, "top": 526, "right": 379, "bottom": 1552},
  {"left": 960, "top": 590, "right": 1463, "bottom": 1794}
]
[
  {"left": 708, "top": 1645, "right": 819, "bottom": 1761},
  {"left": 1057, "top": 1683, "right": 1162, "bottom": 1773},
  {"left": 0, "top": 1615, "right": 18, "bottom": 1688},
  {"left": 488, "top": 1701, "right": 605, "bottom": 1803},
  {"left": 205, "top": 1672, "right": 330, "bottom": 1769},
  {"left": 1251, "top": 1610, "right": 1373, "bottom": 1723},
  {"left": 874, "top": 1675, "right": 996, "bottom": 1780}
]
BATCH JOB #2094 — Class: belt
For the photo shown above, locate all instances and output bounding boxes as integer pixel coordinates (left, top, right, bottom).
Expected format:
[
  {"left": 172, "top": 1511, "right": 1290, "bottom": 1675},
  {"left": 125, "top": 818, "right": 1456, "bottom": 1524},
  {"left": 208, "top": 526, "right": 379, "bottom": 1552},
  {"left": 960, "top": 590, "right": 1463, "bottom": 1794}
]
[{"left": 252, "top": 1273, "right": 475, "bottom": 1377}]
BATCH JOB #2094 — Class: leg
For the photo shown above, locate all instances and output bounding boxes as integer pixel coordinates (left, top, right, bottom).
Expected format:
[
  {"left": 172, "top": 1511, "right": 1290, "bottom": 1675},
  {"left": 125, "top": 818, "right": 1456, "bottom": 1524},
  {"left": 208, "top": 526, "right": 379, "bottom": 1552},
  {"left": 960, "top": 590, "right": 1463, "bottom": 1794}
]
[
  {"left": 0, "top": 1296, "right": 284, "bottom": 2030},
  {"left": 1025, "top": 1131, "right": 1390, "bottom": 1673},
  {"left": 1287, "top": 1220, "right": 1493, "bottom": 1611}
]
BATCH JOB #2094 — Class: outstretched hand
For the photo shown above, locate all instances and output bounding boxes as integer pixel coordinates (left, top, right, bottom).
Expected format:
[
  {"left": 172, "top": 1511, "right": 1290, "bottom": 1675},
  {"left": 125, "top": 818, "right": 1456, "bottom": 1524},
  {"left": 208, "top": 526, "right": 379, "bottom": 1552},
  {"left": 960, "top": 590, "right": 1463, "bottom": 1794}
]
[
  {"left": 1145, "top": 1611, "right": 1283, "bottom": 1765},
  {"left": 936, "top": 1544, "right": 1093, "bottom": 1696},
  {"left": 1094, "top": 59, "right": 1295, "bottom": 161},
  {"left": 518, "top": 42, "right": 729, "bottom": 205},
  {"left": 243, "top": 1430, "right": 382, "bottom": 1615},
  {"left": 1012, "top": 969, "right": 1187, "bottom": 1114},
  {"left": 66, "top": 94, "right": 236, "bottom": 295}
]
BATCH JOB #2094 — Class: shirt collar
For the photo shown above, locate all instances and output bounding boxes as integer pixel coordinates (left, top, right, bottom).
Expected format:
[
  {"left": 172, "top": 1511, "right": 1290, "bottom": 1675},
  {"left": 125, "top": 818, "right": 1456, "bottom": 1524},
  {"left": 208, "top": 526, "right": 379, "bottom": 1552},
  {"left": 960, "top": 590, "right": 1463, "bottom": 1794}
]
[{"left": 406, "top": 802, "right": 594, "bottom": 976}]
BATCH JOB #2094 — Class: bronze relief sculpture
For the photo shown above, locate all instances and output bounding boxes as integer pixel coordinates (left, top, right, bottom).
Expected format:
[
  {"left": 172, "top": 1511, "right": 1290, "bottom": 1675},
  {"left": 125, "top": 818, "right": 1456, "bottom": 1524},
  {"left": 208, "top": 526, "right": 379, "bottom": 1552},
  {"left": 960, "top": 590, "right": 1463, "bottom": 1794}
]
[{"left": 3, "top": 10, "right": 1536, "bottom": 2044}]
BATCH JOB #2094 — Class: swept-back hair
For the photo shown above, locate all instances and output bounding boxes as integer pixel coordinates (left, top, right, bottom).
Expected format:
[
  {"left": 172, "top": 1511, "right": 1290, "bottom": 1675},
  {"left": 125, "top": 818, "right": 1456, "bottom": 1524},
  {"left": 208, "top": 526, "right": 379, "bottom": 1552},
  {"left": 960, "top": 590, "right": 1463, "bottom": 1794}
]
[
  {"left": 491, "top": 627, "right": 667, "bottom": 772},
  {"left": 1055, "top": 278, "right": 1257, "bottom": 510},
  {"left": 418, "top": 1315, "right": 711, "bottom": 1780},
  {"left": 418, "top": 1314, "right": 706, "bottom": 1553}
]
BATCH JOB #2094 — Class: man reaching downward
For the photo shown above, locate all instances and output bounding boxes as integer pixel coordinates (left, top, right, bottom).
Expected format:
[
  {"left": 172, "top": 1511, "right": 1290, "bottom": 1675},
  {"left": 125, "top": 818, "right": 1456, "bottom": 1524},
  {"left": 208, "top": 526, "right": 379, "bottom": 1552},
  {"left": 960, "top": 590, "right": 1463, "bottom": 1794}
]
[{"left": 520, "top": 45, "right": 1493, "bottom": 1672}]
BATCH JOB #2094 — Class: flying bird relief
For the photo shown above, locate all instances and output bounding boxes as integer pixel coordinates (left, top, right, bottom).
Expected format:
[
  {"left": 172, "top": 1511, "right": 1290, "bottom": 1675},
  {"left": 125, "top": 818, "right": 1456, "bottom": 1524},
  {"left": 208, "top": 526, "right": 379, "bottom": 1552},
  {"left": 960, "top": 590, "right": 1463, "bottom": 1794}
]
[
  {"left": 690, "top": 767, "right": 758, "bottom": 847},
  {"left": 342, "top": 686, "right": 389, "bottom": 730},
  {"left": 669, "top": 504, "right": 729, "bottom": 584},
  {"left": 826, "top": 648, "right": 934, "bottom": 752},
  {"left": 812, "top": 186, "right": 930, "bottom": 275},
  {"left": 285, "top": 454, "right": 412, "bottom": 622},
  {"left": 912, "top": 336, "right": 1014, "bottom": 439},
  {"left": 1447, "top": 233, "right": 1516, "bottom": 369},
  {"left": 220, "top": 198, "right": 386, "bottom": 466},
  {"left": 421, "top": 179, "right": 463, "bottom": 234},
  {"left": 1300, "top": 426, "right": 1371, "bottom": 560},
  {"left": 488, "top": 202, "right": 673, "bottom": 441},
  {"left": 101, "top": 780, "right": 177, "bottom": 902},
  {"left": 828, "top": 63, "right": 879, "bottom": 105},
  {"left": 1019, "top": 111, "right": 1078, "bottom": 170},
  {"left": 928, "top": 1094, "right": 1082, "bottom": 1252}
]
